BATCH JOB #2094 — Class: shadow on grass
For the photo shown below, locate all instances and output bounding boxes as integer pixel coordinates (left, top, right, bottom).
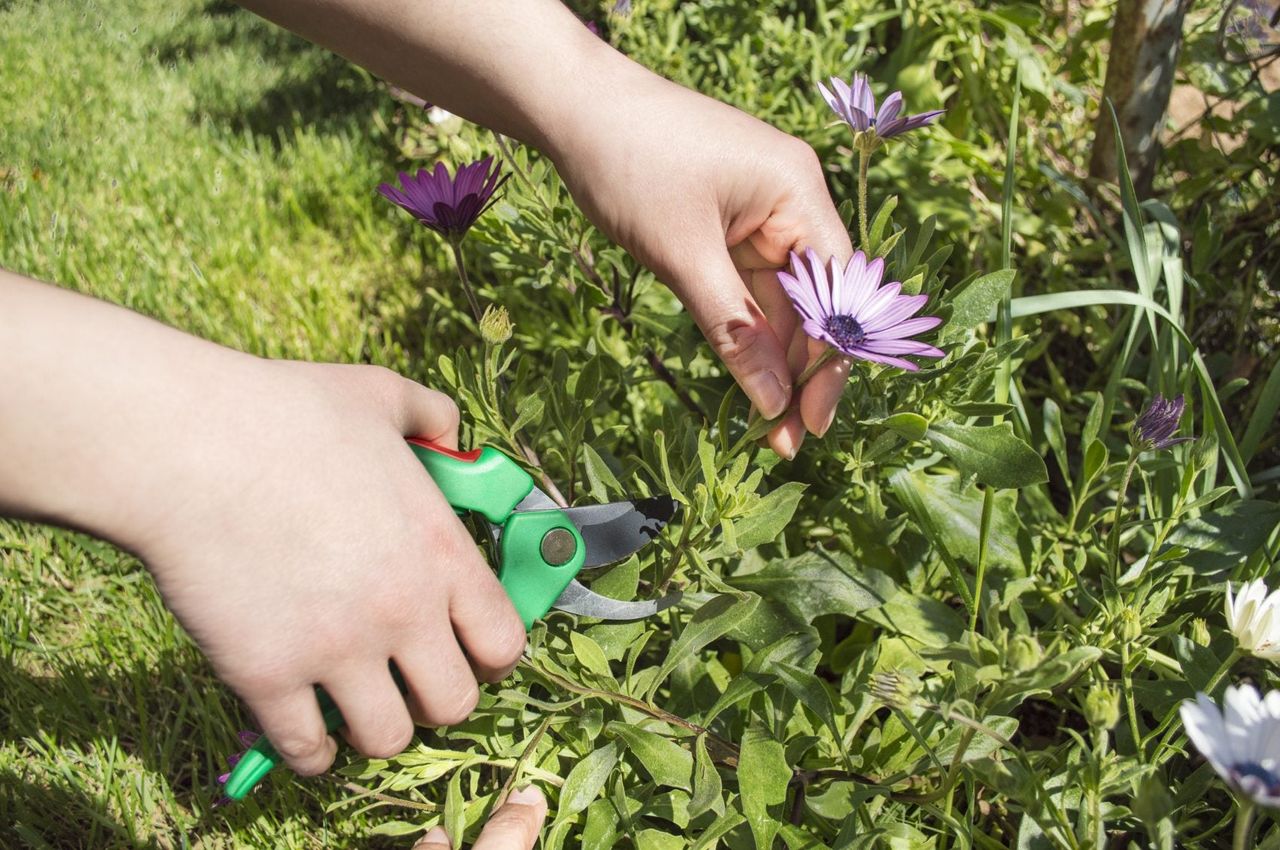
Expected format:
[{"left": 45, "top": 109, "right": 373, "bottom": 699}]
[
  {"left": 152, "top": 0, "right": 383, "bottom": 145},
  {"left": 0, "top": 769, "right": 157, "bottom": 850}
]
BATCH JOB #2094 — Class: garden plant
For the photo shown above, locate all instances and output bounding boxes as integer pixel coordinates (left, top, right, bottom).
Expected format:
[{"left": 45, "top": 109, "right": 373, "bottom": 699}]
[{"left": 1, "top": 0, "right": 1278, "bottom": 848}]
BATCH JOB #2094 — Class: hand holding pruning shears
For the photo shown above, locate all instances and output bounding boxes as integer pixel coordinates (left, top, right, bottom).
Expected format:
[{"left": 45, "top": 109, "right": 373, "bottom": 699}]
[{"left": 195, "top": 371, "right": 678, "bottom": 801}]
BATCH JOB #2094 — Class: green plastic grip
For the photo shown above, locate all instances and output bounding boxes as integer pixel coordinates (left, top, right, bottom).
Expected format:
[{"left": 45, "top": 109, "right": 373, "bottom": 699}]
[
  {"left": 219, "top": 441, "right": 584, "bottom": 802},
  {"left": 407, "top": 443, "right": 534, "bottom": 523}
]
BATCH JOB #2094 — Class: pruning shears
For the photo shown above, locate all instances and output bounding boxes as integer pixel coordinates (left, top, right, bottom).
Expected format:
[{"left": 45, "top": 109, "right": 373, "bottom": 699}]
[{"left": 219, "top": 439, "right": 679, "bottom": 801}]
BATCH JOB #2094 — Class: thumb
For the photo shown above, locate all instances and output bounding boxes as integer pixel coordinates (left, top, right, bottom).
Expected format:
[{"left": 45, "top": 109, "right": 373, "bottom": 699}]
[
  {"left": 472, "top": 786, "right": 548, "bottom": 850},
  {"left": 673, "top": 248, "right": 792, "bottom": 419},
  {"left": 391, "top": 376, "right": 461, "bottom": 450}
]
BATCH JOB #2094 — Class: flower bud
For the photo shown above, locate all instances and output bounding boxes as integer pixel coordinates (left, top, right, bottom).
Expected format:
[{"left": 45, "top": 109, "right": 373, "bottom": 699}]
[
  {"left": 479, "top": 305, "right": 513, "bottom": 345},
  {"left": 1190, "top": 617, "right": 1211, "bottom": 647},
  {"left": 1084, "top": 685, "right": 1121, "bottom": 730},
  {"left": 1116, "top": 608, "right": 1143, "bottom": 643},
  {"left": 1008, "top": 635, "right": 1043, "bottom": 673}
]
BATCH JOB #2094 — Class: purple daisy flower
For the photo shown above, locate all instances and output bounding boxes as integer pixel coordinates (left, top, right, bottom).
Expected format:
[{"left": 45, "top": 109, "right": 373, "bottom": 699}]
[
  {"left": 778, "top": 248, "right": 944, "bottom": 371},
  {"left": 377, "top": 156, "right": 508, "bottom": 242},
  {"left": 818, "top": 74, "right": 944, "bottom": 141},
  {"left": 1133, "top": 393, "right": 1192, "bottom": 451}
]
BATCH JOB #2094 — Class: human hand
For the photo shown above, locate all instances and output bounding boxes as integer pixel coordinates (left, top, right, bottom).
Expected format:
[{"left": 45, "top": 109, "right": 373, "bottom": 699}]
[
  {"left": 412, "top": 787, "right": 547, "bottom": 850},
  {"left": 548, "top": 62, "right": 853, "bottom": 459},
  {"left": 127, "top": 359, "right": 527, "bottom": 775}
]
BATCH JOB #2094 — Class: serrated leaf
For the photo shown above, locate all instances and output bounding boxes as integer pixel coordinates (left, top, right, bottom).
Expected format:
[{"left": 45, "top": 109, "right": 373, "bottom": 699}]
[
  {"left": 607, "top": 722, "right": 692, "bottom": 790},
  {"left": 926, "top": 421, "right": 1049, "bottom": 489}
]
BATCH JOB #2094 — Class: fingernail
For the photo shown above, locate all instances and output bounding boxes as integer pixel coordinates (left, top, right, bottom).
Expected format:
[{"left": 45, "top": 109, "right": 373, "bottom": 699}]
[
  {"left": 508, "top": 785, "right": 544, "bottom": 806},
  {"left": 817, "top": 407, "right": 837, "bottom": 438},
  {"left": 750, "top": 371, "right": 789, "bottom": 420}
]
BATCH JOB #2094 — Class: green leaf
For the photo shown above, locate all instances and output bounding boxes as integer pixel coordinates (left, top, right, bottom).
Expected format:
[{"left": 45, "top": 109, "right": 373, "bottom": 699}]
[
  {"left": 876, "top": 412, "right": 929, "bottom": 441},
  {"left": 1161, "top": 500, "right": 1280, "bottom": 573},
  {"left": 556, "top": 742, "right": 619, "bottom": 820},
  {"left": 890, "top": 469, "right": 1025, "bottom": 574},
  {"left": 444, "top": 770, "right": 465, "bottom": 850},
  {"left": 688, "top": 734, "right": 723, "bottom": 819},
  {"left": 926, "top": 421, "right": 1049, "bottom": 489},
  {"left": 773, "top": 662, "right": 842, "bottom": 743},
  {"left": 867, "top": 195, "right": 898, "bottom": 251},
  {"left": 738, "top": 722, "right": 791, "bottom": 850},
  {"left": 864, "top": 591, "right": 965, "bottom": 649},
  {"left": 729, "top": 551, "right": 896, "bottom": 623},
  {"left": 581, "top": 442, "right": 623, "bottom": 503},
  {"left": 940, "top": 269, "right": 1016, "bottom": 344},
  {"left": 649, "top": 594, "right": 760, "bottom": 695},
  {"left": 607, "top": 722, "right": 693, "bottom": 790},
  {"left": 733, "top": 482, "right": 807, "bottom": 550},
  {"left": 511, "top": 392, "right": 545, "bottom": 434},
  {"left": 569, "top": 631, "right": 615, "bottom": 683}
]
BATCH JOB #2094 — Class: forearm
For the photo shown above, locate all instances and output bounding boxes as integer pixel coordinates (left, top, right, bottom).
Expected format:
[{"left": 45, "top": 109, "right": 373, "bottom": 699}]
[
  {"left": 235, "top": 0, "right": 641, "bottom": 160},
  {"left": 0, "top": 270, "right": 260, "bottom": 548}
]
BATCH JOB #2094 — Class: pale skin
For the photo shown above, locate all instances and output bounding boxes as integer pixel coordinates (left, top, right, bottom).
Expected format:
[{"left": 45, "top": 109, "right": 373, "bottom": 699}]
[{"left": 2, "top": 1, "right": 849, "bottom": 845}]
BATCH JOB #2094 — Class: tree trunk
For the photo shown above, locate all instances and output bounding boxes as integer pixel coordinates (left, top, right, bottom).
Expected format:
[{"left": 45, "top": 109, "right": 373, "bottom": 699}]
[{"left": 1089, "top": 0, "right": 1194, "bottom": 196}]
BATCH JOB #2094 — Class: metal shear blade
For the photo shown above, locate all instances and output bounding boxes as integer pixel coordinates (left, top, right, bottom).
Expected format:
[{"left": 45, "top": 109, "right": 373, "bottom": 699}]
[{"left": 504, "top": 488, "right": 681, "bottom": 620}]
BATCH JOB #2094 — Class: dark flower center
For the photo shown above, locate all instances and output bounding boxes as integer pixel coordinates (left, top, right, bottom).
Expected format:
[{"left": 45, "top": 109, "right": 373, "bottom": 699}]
[
  {"left": 825, "top": 314, "right": 866, "bottom": 350},
  {"left": 1233, "top": 762, "right": 1280, "bottom": 795}
]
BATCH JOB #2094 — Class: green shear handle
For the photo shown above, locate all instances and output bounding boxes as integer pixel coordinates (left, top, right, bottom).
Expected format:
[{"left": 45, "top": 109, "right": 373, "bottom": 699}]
[{"left": 220, "top": 441, "right": 584, "bottom": 802}]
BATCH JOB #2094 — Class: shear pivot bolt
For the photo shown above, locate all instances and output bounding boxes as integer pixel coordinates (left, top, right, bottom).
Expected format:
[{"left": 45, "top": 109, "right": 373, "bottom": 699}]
[{"left": 540, "top": 528, "right": 576, "bottom": 566}]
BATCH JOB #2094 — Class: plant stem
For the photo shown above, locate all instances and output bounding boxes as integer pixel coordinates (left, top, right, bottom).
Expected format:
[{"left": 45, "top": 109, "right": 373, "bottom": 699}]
[
  {"left": 1119, "top": 640, "right": 1143, "bottom": 759},
  {"left": 1108, "top": 451, "right": 1141, "bottom": 584},
  {"left": 857, "top": 144, "right": 871, "bottom": 250},
  {"left": 728, "top": 348, "right": 841, "bottom": 457},
  {"left": 449, "top": 240, "right": 483, "bottom": 324},
  {"left": 970, "top": 488, "right": 995, "bottom": 632},
  {"left": 1234, "top": 801, "right": 1255, "bottom": 850}
]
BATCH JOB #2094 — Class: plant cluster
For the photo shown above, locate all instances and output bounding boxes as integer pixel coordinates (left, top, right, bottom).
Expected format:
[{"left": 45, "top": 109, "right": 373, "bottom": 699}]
[{"left": 224, "top": 5, "right": 1278, "bottom": 849}]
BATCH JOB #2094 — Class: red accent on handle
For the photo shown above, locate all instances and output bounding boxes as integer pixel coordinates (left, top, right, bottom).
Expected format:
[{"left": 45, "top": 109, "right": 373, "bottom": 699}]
[{"left": 406, "top": 438, "right": 483, "bottom": 463}]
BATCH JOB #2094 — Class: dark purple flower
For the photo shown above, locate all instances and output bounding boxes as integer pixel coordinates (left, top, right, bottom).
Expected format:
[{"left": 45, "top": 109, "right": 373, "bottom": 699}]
[
  {"left": 818, "top": 74, "right": 943, "bottom": 141},
  {"left": 212, "top": 730, "right": 260, "bottom": 808},
  {"left": 585, "top": 20, "right": 602, "bottom": 36},
  {"left": 1133, "top": 394, "right": 1192, "bottom": 451},
  {"left": 377, "top": 156, "right": 508, "bottom": 242},
  {"left": 778, "top": 249, "right": 944, "bottom": 371}
]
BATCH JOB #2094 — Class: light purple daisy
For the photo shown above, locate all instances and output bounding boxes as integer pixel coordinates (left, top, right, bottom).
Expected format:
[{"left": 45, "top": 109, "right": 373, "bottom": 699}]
[
  {"left": 1133, "top": 393, "right": 1192, "bottom": 451},
  {"left": 377, "top": 156, "right": 508, "bottom": 242},
  {"left": 818, "top": 74, "right": 943, "bottom": 141},
  {"left": 778, "top": 249, "right": 944, "bottom": 371}
]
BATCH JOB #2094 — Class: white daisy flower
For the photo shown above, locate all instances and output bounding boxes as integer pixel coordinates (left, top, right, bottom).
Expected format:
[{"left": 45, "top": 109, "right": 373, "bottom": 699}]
[
  {"left": 1180, "top": 684, "right": 1280, "bottom": 807},
  {"left": 1226, "top": 580, "right": 1280, "bottom": 661}
]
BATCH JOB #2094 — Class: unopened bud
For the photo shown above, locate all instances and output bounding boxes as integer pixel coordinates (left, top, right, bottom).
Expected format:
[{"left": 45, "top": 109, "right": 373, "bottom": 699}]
[
  {"left": 1084, "top": 685, "right": 1121, "bottom": 730},
  {"left": 1117, "top": 608, "right": 1143, "bottom": 643},
  {"left": 1008, "top": 635, "right": 1043, "bottom": 673},
  {"left": 479, "top": 305, "right": 513, "bottom": 345},
  {"left": 1190, "top": 617, "right": 1211, "bottom": 647},
  {"left": 870, "top": 671, "right": 919, "bottom": 709}
]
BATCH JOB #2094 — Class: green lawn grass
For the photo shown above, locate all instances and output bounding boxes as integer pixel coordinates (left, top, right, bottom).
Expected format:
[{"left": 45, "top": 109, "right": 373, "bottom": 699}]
[{"left": 0, "top": 1, "right": 444, "bottom": 846}]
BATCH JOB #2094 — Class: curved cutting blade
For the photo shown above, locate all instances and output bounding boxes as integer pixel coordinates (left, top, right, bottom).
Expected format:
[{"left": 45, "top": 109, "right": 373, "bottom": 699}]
[
  {"left": 564, "top": 496, "right": 678, "bottom": 567},
  {"left": 552, "top": 579, "right": 682, "bottom": 621}
]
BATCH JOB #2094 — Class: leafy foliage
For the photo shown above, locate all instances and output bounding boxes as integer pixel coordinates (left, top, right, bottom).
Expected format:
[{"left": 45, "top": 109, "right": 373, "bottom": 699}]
[{"left": 2, "top": 0, "right": 1278, "bottom": 848}]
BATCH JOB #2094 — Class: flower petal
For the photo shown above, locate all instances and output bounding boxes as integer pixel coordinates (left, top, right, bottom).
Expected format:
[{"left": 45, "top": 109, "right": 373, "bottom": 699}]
[{"left": 864, "top": 315, "right": 943, "bottom": 341}]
